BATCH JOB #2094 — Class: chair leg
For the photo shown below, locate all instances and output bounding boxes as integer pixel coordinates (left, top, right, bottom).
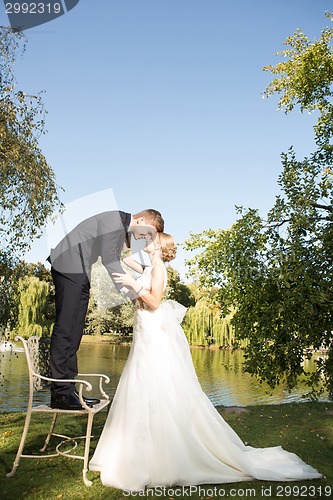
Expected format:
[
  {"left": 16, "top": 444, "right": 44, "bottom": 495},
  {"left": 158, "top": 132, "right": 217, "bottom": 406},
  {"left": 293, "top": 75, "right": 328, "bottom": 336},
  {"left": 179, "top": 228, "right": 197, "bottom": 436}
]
[
  {"left": 6, "top": 405, "right": 33, "bottom": 477},
  {"left": 82, "top": 413, "right": 94, "bottom": 487},
  {"left": 40, "top": 413, "right": 58, "bottom": 452}
]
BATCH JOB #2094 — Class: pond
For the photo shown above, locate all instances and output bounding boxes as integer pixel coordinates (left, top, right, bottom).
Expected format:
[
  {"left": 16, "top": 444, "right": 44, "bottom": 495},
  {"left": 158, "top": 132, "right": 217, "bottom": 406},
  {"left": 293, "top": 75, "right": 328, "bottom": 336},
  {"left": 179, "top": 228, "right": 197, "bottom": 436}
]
[{"left": 0, "top": 342, "right": 328, "bottom": 412}]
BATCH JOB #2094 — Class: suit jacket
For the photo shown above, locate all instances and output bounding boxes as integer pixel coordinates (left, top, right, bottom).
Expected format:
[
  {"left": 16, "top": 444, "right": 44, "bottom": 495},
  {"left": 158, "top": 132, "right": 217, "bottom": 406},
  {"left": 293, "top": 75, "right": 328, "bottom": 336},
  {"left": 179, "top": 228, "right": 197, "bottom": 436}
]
[{"left": 48, "top": 211, "right": 131, "bottom": 286}]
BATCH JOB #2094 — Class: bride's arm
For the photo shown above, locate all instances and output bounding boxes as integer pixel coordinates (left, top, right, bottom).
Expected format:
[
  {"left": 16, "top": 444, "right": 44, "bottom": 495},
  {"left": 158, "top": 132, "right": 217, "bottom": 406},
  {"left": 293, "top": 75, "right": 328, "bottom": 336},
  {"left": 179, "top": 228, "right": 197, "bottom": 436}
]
[{"left": 138, "top": 265, "right": 164, "bottom": 311}]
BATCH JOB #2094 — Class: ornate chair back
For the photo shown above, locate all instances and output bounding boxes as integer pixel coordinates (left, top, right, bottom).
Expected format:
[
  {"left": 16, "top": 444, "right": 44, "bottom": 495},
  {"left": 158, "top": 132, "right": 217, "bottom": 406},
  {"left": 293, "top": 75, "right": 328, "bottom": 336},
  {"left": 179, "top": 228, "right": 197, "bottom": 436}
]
[{"left": 24, "top": 336, "right": 52, "bottom": 391}]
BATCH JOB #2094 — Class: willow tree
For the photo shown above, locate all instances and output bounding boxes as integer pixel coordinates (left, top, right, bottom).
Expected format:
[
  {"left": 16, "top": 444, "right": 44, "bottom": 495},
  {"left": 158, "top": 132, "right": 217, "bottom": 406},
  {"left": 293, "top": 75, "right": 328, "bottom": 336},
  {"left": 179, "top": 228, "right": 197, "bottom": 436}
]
[
  {"left": 0, "top": 27, "right": 62, "bottom": 256},
  {"left": 15, "top": 276, "right": 50, "bottom": 338},
  {"left": 0, "top": 256, "right": 53, "bottom": 334},
  {"left": 182, "top": 298, "right": 237, "bottom": 348},
  {"left": 185, "top": 13, "right": 333, "bottom": 399}
]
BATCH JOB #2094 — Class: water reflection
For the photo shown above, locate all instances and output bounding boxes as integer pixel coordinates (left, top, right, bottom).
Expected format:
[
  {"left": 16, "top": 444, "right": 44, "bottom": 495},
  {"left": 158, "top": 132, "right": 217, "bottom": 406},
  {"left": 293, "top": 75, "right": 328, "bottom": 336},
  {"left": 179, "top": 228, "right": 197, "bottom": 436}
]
[{"left": 0, "top": 343, "right": 328, "bottom": 412}]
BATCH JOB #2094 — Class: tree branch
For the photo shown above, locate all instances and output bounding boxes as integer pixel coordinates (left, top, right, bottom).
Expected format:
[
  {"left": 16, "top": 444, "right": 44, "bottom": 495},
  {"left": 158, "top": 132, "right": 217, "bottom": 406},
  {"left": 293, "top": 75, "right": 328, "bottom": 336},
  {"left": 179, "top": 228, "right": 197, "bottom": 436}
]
[
  {"left": 310, "top": 201, "right": 333, "bottom": 212},
  {"left": 264, "top": 216, "right": 333, "bottom": 229}
]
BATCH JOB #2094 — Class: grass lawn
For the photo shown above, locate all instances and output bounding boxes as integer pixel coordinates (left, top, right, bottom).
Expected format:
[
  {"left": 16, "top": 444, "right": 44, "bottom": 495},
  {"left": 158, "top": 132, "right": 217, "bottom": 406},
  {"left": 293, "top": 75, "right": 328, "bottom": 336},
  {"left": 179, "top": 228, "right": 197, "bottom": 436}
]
[{"left": 0, "top": 402, "right": 332, "bottom": 500}]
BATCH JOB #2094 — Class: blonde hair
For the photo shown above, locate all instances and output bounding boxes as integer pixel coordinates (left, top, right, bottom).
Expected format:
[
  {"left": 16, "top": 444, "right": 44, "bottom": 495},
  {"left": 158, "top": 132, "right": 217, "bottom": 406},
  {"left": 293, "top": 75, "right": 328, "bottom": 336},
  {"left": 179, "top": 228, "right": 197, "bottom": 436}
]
[{"left": 158, "top": 233, "right": 177, "bottom": 262}]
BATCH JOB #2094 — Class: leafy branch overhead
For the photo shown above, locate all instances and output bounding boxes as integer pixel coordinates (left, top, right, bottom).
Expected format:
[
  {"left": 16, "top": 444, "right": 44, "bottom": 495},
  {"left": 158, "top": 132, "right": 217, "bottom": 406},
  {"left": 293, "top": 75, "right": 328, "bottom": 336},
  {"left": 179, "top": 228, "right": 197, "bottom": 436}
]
[
  {"left": 185, "top": 12, "right": 333, "bottom": 400},
  {"left": 263, "top": 10, "right": 333, "bottom": 162},
  {"left": 0, "top": 27, "right": 62, "bottom": 256}
]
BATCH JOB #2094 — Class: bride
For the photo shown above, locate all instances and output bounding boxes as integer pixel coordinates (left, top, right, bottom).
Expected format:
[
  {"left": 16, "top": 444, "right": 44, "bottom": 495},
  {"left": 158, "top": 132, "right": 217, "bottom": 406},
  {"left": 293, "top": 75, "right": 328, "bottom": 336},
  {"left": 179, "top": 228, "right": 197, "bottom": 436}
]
[{"left": 89, "top": 233, "right": 321, "bottom": 491}]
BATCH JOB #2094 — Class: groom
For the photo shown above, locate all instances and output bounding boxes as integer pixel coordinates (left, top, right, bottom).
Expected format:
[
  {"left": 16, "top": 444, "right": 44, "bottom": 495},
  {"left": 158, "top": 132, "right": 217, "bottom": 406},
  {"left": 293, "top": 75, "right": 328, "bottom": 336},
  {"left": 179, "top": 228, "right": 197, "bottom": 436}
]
[{"left": 48, "top": 209, "right": 164, "bottom": 410}]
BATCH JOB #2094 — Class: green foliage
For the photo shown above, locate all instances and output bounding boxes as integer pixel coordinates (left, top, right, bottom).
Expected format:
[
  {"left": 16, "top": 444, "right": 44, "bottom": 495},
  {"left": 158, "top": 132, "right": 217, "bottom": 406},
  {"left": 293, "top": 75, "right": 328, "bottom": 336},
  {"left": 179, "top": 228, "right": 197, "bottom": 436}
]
[
  {"left": 86, "top": 295, "right": 134, "bottom": 336},
  {"left": 164, "top": 265, "right": 195, "bottom": 307},
  {"left": 15, "top": 275, "right": 51, "bottom": 338},
  {"left": 0, "top": 27, "right": 62, "bottom": 256},
  {"left": 182, "top": 298, "right": 239, "bottom": 348},
  {"left": 0, "top": 251, "right": 21, "bottom": 329},
  {"left": 185, "top": 157, "right": 333, "bottom": 398},
  {"left": 185, "top": 13, "right": 333, "bottom": 399},
  {"left": 0, "top": 257, "right": 53, "bottom": 332},
  {"left": 263, "top": 16, "right": 333, "bottom": 113},
  {"left": 263, "top": 11, "right": 333, "bottom": 162}
]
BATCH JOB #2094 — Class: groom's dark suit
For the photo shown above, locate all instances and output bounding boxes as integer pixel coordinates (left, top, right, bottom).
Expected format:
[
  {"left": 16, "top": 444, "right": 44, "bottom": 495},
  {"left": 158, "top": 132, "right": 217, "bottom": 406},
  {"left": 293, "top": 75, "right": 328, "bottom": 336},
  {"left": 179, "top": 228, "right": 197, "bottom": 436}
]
[{"left": 48, "top": 210, "right": 131, "bottom": 397}]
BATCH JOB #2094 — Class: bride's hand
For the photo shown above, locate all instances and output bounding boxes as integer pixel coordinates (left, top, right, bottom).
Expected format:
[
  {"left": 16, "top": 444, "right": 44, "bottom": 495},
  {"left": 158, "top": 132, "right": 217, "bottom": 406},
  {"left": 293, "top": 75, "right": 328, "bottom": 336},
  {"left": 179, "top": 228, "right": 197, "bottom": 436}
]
[{"left": 112, "top": 272, "right": 136, "bottom": 289}]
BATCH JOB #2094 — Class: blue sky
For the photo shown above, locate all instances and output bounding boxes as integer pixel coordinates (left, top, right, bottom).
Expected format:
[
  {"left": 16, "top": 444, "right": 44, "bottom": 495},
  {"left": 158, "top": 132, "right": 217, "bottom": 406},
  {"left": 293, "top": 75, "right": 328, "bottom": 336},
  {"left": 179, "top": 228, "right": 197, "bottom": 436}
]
[{"left": 1, "top": 0, "right": 332, "bottom": 277}]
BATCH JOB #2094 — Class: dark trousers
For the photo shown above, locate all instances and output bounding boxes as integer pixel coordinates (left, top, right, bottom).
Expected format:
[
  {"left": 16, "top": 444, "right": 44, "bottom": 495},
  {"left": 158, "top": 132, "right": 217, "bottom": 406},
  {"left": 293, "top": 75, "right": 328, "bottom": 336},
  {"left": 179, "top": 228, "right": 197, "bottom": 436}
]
[{"left": 50, "top": 267, "right": 90, "bottom": 396}]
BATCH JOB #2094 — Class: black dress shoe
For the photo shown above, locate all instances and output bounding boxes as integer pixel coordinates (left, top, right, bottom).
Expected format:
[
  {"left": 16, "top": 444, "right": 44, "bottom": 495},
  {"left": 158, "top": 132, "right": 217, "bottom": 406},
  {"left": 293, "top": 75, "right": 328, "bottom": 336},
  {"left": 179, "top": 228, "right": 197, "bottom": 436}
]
[
  {"left": 74, "top": 391, "right": 100, "bottom": 405},
  {"left": 50, "top": 392, "right": 92, "bottom": 410}
]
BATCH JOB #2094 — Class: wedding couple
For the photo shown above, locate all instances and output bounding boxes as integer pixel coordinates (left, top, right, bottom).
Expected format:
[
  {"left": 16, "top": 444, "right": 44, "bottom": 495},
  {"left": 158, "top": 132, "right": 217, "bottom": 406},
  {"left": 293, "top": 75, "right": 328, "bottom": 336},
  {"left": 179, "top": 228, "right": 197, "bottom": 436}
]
[{"left": 48, "top": 208, "right": 321, "bottom": 491}]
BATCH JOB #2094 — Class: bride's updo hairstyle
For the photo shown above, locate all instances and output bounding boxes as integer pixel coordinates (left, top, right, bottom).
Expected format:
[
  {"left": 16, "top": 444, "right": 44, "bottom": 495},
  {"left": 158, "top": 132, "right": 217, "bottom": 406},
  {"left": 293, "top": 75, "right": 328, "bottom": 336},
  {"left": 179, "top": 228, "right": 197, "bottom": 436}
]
[{"left": 158, "top": 233, "right": 177, "bottom": 262}]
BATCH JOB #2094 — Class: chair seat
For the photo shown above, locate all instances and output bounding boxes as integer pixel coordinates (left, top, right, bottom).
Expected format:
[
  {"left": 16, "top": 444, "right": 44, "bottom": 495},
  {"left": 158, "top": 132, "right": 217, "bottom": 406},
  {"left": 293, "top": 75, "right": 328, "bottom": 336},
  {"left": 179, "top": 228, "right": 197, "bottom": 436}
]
[{"left": 32, "top": 399, "right": 110, "bottom": 414}]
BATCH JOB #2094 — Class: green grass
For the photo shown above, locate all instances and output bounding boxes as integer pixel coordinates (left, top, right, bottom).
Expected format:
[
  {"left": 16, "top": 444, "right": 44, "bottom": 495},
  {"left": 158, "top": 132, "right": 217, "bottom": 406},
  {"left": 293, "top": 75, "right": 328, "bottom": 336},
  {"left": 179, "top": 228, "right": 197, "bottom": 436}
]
[{"left": 0, "top": 403, "right": 332, "bottom": 500}]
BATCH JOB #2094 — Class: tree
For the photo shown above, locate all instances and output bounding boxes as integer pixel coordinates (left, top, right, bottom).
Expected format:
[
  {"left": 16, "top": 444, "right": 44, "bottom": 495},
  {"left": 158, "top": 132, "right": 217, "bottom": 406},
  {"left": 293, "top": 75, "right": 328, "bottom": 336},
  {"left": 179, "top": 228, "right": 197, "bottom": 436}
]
[
  {"left": 185, "top": 13, "right": 333, "bottom": 399},
  {"left": 0, "top": 27, "right": 62, "bottom": 256},
  {"left": 182, "top": 296, "right": 237, "bottom": 348},
  {"left": 164, "top": 266, "right": 195, "bottom": 307},
  {"left": 0, "top": 251, "right": 24, "bottom": 329},
  {"left": 85, "top": 302, "right": 134, "bottom": 337},
  {"left": 263, "top": 11, "right": 333, "bottom": 163},
  {"left": 0, "top": 258, "right": 53, "bottom": 333},
  {"left": 15, "top": 275, "right": 51, "bottom": 337}
]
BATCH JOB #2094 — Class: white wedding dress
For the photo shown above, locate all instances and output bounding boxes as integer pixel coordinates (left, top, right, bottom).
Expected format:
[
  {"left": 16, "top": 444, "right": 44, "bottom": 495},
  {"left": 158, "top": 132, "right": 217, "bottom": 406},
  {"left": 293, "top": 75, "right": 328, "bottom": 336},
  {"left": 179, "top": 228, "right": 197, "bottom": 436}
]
[{"left": 89, "top": 266, "right": 321, "bottom": 491}]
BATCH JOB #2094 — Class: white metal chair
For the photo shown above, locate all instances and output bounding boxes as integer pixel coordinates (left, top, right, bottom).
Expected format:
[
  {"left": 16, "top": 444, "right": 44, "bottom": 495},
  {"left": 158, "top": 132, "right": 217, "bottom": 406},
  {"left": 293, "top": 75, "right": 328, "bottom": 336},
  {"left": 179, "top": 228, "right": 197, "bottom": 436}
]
[{"left": 6, "top": 336, "right": 111, "bottom": 486}]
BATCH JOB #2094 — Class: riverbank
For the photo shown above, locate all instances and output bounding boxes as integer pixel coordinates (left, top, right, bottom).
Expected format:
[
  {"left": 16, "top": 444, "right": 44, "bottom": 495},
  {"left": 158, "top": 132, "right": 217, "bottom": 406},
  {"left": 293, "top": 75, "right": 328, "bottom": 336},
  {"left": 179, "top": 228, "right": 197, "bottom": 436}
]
[
  {"left": 80, "top": 336, "right": 329, "bottom": 354},
  {"left": 80, "top": 334, "right": 230, "bottom": 349},
  {"left": 81, "top": 334, "right": 132, "bottom": 345},
  {"left": 1, "top": 402, "right": 332, "bottom": 500}
]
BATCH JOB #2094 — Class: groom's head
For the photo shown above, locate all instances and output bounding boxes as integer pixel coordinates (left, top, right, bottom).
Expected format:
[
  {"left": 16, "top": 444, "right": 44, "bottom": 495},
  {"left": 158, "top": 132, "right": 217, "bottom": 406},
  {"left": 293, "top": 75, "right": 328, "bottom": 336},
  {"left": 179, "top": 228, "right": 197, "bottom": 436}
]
[{"left": 130, "top": 209, "right": 164, "bottom": 240}]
